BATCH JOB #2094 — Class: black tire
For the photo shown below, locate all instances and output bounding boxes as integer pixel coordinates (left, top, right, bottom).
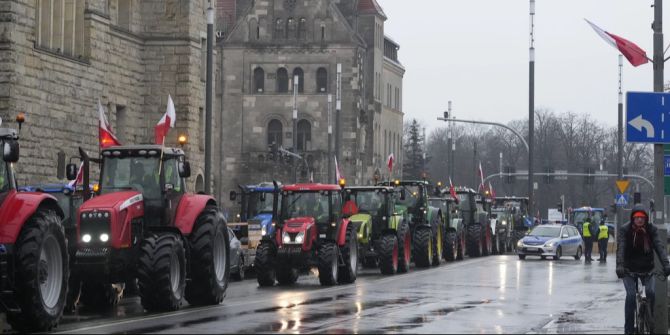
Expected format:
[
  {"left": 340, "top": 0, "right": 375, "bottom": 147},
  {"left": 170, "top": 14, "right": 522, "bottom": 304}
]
[
  {"left": 231, "top": 255, "right": 245, "bottom": 282},
  {"left": 6, "top": 209, "right": 68, "bottom": 332},
  {"left": 413, "top": 227, "right": 433, "bottom": 268},
  {"left": 553, "top": 247, "right": 562, "bottom": 261},
  {"left": 444, "top": 231, "right": 458, "bottom": 261},
  {"left": 466, "top": 225, "right": 483, "bottom": 257},
  {"left": 493, "top": 233, "right": 501, "bottom": 255},
  {"left": 398, "top": 228, "right": 411, "bottom": 273},
  {"left": 456, "top": 231, "right": 465, "bottom": 260},
  {"left": 255, "top": 242, "right": 276, "bottom": 287},
  {"left": 79, "top": 281, "right": 120, "bottom": 310},
  {"left": 338, "top": 226, "right": 358, "bottom": 284},
  {"left": 432, "top": 221, "right": 442, "bottom": 266},
  {"left": 137, "top": 234, "right": 186, "bottom": 312},
  {"left": 482, "top": 227, "right": 492, "bottom": 256},
  {"left": 518, "top": 254, "right": 526, "bottom": 260},
  {"left": 276, "top": 265, "right": 299, "bottom": 286},
  {"left": 574, "top": 246, "right": 582, "bottom": 260},
  {"left": 378, "top": 234, "right": 399, "bottom": 275},
  {"left": 318, "top": 243, "right": 339, "bottom": 286},
  {"left": 185, "top": 206, "right": 230, "bottom": 306}
]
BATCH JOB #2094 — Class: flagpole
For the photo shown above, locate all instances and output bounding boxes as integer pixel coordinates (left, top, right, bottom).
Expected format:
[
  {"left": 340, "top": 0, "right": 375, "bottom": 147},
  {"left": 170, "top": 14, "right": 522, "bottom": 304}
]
[{"left": 158, "top": 135, "right": 166, "bottom": 176}]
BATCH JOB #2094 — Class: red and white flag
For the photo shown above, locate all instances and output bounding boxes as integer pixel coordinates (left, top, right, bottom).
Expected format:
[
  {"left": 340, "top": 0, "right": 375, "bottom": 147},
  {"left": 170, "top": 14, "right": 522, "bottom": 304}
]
[
  {"left": 155, "top": 95, "right": 176, "bottom": 145},
  {"left": 98, "top": 100, "right": 121, "bottom": 149},
  {"left": 67, "top": 162, "right": 84, "bottom": 188},
  {"left": 449, "top": 178, "right": 459, "bottom": 203},
  {"left": 586, "top": 19, "right": 649, "bottom": 67},
  {"left": 387, "top": 153, "right": 394, "bottom": 173},
  {"left": 478, "top": 162, "right": 485, "bottom": 191},
  {"left": 489, "top": 181, "right": 496, "bottom": 198},
  {"left": 334, "top": 155, "right": 342, "bottom": 182}
]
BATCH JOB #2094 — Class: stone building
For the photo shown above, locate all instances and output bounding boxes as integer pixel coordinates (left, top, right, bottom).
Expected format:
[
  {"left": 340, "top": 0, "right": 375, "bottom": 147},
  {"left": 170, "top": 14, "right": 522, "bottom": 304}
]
[
  {"left": 217, "top": 0, "right": 405, "bottom": 204},
  {"left": 0, "top": 0, "right": 217, "bottom": 193}
]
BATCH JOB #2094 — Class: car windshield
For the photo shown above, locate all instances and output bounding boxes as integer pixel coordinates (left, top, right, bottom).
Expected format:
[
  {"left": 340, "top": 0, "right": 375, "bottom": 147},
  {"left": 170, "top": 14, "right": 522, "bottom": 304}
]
[
  {"left": 101, "top": 156, "right": 161, "bottom": 199},
  {"left": 281, "top": 191, "right": 331, "bottom": 223},
  {"left": 247, "top": 192, "right": 275, "bottom": 218},
  {"left": 350, "top": 190, "right": 385, "bottom": 215},
  {"left": 530, "top": 226, "right": 561, "bottom": 238},
  {"left": 397, "top": 185, "right": 420, "bottom": 209}
]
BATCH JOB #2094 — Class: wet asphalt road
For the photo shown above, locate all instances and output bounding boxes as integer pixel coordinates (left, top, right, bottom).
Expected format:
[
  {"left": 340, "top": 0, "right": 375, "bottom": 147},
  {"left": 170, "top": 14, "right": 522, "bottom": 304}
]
[{"left": 47, "top": 254, "right": 624, "bottom": 334}]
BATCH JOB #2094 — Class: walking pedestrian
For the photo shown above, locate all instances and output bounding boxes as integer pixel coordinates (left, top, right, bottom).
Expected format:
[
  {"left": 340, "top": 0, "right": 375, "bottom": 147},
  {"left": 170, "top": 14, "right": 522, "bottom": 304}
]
[{"left": 598, "top": 220, "right": 609, "bottom": 262}]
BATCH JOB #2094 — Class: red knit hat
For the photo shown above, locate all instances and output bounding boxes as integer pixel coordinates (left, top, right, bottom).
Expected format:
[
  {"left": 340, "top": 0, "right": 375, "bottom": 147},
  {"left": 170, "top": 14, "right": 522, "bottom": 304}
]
[{"left": 633, "top": 211, "right": 647, "bottom": 218}]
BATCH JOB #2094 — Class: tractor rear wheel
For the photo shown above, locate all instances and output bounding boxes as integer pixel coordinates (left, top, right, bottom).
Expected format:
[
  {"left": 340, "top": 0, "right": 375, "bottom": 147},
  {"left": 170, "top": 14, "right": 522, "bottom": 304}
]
[
  {"left": 467, "top": 225, "right": 483, "bottom": 257},
  {"left": 318, "top": 243, "right": 339, "bottom": 286},
  {"left": 397, "top": 228, "right": 411, "bottom": 273},
  {"left": 456, "top": 231, "right": 465, "bottom": 260},
  {"left": 185, "top": 206, "right": 230, "bottom": 306},
  {"left": 432, "top": 220, "right": 443, "bottom": 266},
  {"left": 338, "top": 226, "right": 358, "bottom": 284},
  {"left": 413, "top": 227, "right": 433, "bottom": 268},
  {"left": 255, "top": 242, "right": 277, "bottom": 287},
  {"left": 7, "top": 209, "right": 68, "bottom": 332},
  {"left": 79, "top": 281, "right": 121, "bottom": 310},
  {"left": 378, "top": 234, "right": 399, "bottom": 275},
  {"left": 444, "top": 231, "right": 458, "bottom": 261},
  {"left": 137, "top": 233, "right": 186, "bottom": 312}
]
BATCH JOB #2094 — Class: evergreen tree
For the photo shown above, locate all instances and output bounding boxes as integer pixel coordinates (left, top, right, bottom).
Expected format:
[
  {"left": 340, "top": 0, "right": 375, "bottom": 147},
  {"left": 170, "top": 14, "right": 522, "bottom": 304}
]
[{"left": 403, "top": 119, "right": 426, "bottom": 179}]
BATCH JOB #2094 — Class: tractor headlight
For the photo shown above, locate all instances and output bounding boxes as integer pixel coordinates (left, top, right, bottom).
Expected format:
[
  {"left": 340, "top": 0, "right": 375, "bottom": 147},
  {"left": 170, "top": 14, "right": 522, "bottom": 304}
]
[
  {"left": 100, "top": 233, "right": 109, "bottom": 243},
  {"left": 261, "top": 225, "right": 268, "bottom": 236},
  {"left": 82, "top": 234, "right": 92, "bottom": 243},
  {"left": 295, "top": 232, "right": 305, "bottom": 244},
  {"left": 502, "top": 220, "right": 507, "bottom": 226},
  {"left": 282, "top": 232, "right": 291, "bottom": 244}
]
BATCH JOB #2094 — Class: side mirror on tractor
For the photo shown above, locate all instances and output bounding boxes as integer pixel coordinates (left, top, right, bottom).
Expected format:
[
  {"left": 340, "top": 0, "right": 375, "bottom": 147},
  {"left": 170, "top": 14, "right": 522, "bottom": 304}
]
[
  {"left": 178, "top": 161, "right": 191, "bottom": 178},
  {"left": 66, "top": 163, "right": 78, "bottom": 181},
  {"left": 3, "top": 140, "right": 19, "bottom": 163}
]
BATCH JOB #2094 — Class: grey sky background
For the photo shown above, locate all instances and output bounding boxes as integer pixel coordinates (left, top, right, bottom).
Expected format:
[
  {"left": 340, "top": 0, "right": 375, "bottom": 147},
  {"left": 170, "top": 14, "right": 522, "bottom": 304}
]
[{"left": 380, "top": 0, "right": 670, "bottom": 133}]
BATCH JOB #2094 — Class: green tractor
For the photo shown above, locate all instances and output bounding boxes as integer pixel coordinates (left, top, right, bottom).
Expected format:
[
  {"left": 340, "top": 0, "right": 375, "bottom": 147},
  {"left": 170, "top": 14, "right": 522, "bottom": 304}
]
[
  {"left": 428, "top": 187, "right": 465, "bottom": 261},
  {"left": 454, "top": 187, "right": 493, "bottom": 258},
  {"left": 379, "top": 180, "right": 443, "bottom": 268},
  {"left": 343, "top": 186, "right": 411, "bottom": 275},
  {"left": 491, "top": 197, "right": 527, "bottom": 253}
]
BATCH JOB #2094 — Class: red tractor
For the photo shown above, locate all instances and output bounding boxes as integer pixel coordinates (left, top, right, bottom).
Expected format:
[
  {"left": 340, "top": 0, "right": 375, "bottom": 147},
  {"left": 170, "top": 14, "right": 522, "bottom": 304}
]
[
  {"left": 254, "top": 182, "right": 358, "bottom": 286},
  {"left": 0, "top": 116, "right": 68, "bottom": 332},
  {"left": 69, "top": 144, "right": 230, "bottom": 312}
]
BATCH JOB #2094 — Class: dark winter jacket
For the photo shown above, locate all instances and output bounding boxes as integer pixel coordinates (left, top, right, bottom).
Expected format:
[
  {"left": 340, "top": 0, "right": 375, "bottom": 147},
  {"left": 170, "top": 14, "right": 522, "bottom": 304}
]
[{"left": 616, "top": 204, "right": 670, "bottom": 273}]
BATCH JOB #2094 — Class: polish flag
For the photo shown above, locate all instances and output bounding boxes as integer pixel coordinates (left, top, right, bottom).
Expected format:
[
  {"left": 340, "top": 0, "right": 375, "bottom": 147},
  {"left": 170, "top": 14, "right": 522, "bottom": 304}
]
[
  {"left": 449, "top": 178, "right": 459, "bottom": 203},
  {"left": 387, "top": 153, "right": 394, "bottom": 173},
  {"left": 585, "top": 19, "right": 649, "bottom": 67},
  {"left": 67, "top": 162, "right": 84, "bottom": 188},
  {"left": 98, "top": 100, "right": 121, "bottom": 149},
  {"left": 335, "top": 155, "right": 342, "bottom": 182},
  {"left": 489, "top": 181, "right": 496, "bottom": 199},
  {"left": 155, "top": 95, "right": 176, "bottom": 145},
  {"left": 478, "top": 162, "right": 485, "bottom": 191}
]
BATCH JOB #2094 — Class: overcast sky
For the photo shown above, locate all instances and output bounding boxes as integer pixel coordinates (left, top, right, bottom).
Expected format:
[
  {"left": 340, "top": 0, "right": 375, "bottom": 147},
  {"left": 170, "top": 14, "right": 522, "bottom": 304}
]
[{"left": 380, "top": 0, "right": 670, "bottom": 133}]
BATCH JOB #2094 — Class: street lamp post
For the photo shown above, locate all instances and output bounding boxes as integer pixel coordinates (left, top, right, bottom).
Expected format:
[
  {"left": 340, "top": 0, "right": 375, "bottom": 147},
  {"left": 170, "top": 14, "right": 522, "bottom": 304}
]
[
  {"left": 335, "top": 64, "right": 342, "bottom": 169},
  {"left": 204, "top": 3, "right": 214, "bottom": 195},
  {"left": 293, "top": 75, "right": 299, "bottom": 183},
  {"left": 617, "top": 54, "right": 624, "bottom": 231},
  {"left": 529, "top": 0, "right": 536, "bottom": 219},
  {"left": 328, "top": 94, "right": 333, "bottom": 183},
  {"left": 447, "top": 101, "right": 453, "bottom": 182}
]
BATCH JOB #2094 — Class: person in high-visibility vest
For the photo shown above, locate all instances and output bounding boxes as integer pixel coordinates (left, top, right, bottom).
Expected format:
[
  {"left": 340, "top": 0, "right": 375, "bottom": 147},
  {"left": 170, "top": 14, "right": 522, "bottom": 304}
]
[
  {"left": 582, "top": 217, "right": 595, "bottom": 263},
  {"left": 597, "top": 221, "right": 609, "bottom": 262}
]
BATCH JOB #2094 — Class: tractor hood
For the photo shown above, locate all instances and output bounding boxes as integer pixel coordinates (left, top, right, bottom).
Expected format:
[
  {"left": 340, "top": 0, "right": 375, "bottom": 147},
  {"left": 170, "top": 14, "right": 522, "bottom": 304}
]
[
  {"left": 349, "top": 213, "right": 372, "bottom": 224},
  {"left": 80, "top": 191, "right": 143, "bottom": 212},
  {"left": 283, "top": 217, "right": 315, "bottom": 233},
  {"left": 254, "top": 213, "right": 274, "bottom": 227}
]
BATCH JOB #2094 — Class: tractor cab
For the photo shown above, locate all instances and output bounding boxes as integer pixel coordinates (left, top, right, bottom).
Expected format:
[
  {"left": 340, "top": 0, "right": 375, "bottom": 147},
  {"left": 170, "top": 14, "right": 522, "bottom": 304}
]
[
  {"left": 344, "top": 186, "right": 394, "bottom": 221},
  {"left": 97, "top": 145, "right": 190, "bottom": 227},
  {"left": 455, "top": 188, "right": 478, "bottom": 226},
  {"left": 230, "top": 182, "right": 281, "bottom": 238},
  {"left": 379, "top": 180, "right": 430, "bottom": 220},
  {"left": 279, "top": 184, "right": 343, "bottom": 236}
]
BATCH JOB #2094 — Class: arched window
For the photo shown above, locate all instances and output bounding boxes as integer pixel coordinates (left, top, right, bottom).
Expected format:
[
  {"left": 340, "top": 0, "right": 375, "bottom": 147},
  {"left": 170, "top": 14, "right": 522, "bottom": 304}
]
[
  {"left": 298, "top": 18, "right": 307, "bottom": 40},
  {"left": 292, "top": 67, "right": 304, "bottom": 93},
  {"left": 297, "top": 120, "right": 311, "bottom": 151},
  {"left": 316, "top": 67, "right": 328, "bottom": 93},
  {"left": 276, "top": 68, "right": 289, "bottom": 93},
  {"left": 286, "top": 18, "right": 295, "bottom": 39},
  {"left": 253, "top": 67, "right": 265, "bottom": 93},
  {"left": 274, "top": 18, "right": 284, "bottom": 39},
  {"left": 268, "top": 119, "right": 283, "bottom": 146}
]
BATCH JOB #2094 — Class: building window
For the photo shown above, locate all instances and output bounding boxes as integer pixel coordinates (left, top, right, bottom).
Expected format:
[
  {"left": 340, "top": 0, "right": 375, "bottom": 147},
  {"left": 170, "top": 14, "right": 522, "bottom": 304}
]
[
  {"left": 277, "top": 68, "right": 289, "bottom": 93},
  {"left": 321, "top": 24, "right": 326, "bottom": 41},
  {"left": 298, "top": 18, "right": 307, "bottom": 40},
  {"left": 268, "top": 119, "right": 283, "bottom": 147},
  {"left": 297, "top": 120, "right": 311, "bottom": 151},
  {"left": 316, "top": 67, "right": 328, "bottom": 93},
  {"left": 275, "top": 18, "right": 284, "bottom": 39},
  {"left": 117, "top": 0, "right": 131, "bottom": 30},
  {"left": 286, "top": 18, "right": 296, "bottom": 39},
  {"left": 37, "top": 0, "right": 86, "bottom": 58},
  {"left": 292, "top": 68, "right": 304, "bottom": 93},
  {"left": 249, "top": 18, "right": 258, "bottom": 41},
  {"left": 254, "top": 67, "right": 265, "bottom": 93}
]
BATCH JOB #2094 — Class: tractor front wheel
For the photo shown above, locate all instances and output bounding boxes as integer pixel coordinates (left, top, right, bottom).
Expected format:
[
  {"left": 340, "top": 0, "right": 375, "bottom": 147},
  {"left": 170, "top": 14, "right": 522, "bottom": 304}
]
[
  {"left": 444, "top": 231, "right": 458, "bottom": 261},
  {"left": 378, "top": 234, "right": 399, "bottom": 275},
  {"left": 338, "top": 226, "right": 358, "bottom": 284},
  {"left": 137, "top": 233, "right": 186, "bottom": 312},
  {"left": 398, "top": 228, "right": 411, "bottom": 273},
  {"left": 255, "top": 242, "right": 277, "bottom": 287},
  {"left": 413, "top": 227, "right": 433, "bottom": 268},
  {"left": 318, "top": 243, "right": 339, "bottom": 286}
]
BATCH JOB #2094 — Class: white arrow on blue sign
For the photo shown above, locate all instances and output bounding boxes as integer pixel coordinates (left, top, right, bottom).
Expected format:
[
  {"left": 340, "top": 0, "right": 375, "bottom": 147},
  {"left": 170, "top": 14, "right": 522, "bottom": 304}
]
[
  {"left": 616, "top": 193, "right": 629, "bottom": 207},
  {"left": 626, "top": 92, "right": 670, "bottom": 143}
]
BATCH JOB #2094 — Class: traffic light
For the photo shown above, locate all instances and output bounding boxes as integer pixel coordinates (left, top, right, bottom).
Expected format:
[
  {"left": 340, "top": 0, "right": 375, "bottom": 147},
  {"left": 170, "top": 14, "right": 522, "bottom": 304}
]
[
  {"left": 556, "top": 202, "right": 563, "bottom": 213},
  {"left": 634, "top": 192, "right": 641, "bottom": 205}
]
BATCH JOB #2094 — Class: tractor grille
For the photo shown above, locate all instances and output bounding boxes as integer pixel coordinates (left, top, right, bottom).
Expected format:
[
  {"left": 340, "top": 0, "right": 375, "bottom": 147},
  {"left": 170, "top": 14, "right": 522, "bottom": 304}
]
[
  {"left": 77, "top": 247, "right": 111, "bottom": 258},
  {"left": 288, "top": 223, "right": 304, "bottom": 228}
]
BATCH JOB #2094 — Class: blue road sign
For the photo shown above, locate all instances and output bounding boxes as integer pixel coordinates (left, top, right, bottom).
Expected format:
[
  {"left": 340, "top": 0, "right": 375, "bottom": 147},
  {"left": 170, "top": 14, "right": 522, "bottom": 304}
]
[
  {"left": 626, "top": 92, "right": 670, "bottom": 143},
  {"left": 666, "top": 155, "right": 670, "bottom": 176},
  {"left": 616, "top": 193, "right": 629, "bottom": 207}
]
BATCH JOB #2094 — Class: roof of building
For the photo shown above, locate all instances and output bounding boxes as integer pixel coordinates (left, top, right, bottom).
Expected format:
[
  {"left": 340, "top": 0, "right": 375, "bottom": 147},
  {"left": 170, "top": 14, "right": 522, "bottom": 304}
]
[{"left": 358, "top": 0, "right": 387, "bottom": 18}]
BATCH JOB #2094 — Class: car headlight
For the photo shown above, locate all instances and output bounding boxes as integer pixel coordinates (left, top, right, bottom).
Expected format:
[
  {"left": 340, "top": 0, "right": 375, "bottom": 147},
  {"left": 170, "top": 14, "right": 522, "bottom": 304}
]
[
  {"left": 517, "top": 240, "right": 523, "bottom": 247},
  {"left": 82, "top": 234, "right": 92, "bottom": 243},
  {"left": 545, "top": 241, "right": 556, "bottom": 247}
]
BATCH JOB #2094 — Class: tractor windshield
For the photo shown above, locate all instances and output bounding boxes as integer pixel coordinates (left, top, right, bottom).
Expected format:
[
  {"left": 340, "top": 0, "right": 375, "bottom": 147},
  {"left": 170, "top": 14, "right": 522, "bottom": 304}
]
[
  {"left": 247, "top": 192, "right": 275, "bottom": 218},
  {"left": 351, "top": 190, "right": 385, "bottom": 216},
  {"left": 101, "top": 156, "right": 161, "bottom": 199},
  {"left": 572, "top": 211, "right": 603, "bottom": 225},
  {"left": 397, "top": 185, "right": 421, "bottom": 209},
  {"left": 281, "top": 191, "right": 334, "bottom": 224}
]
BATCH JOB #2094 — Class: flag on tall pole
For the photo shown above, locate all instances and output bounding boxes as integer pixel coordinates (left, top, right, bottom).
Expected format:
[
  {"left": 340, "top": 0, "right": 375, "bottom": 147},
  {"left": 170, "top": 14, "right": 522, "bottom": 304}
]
[
  {"left": 387, "top": 153, "right": 394, "bottom": 173},
  {"left": 98, "top": 100, "right": 121, "bottom": 149},
  {"left": 335, "top": 155, "right": 342, "bottom": 182},
  {"left": 67, "top": 162, "right": 84, "bottom": 188},
  {"left": 478, "top": 162, "right": 485, "bottom": 191},
  {"left": 585, "top": 19, "right": 649, "bottom": 67},
  {"left": 489, "top": 181, "right": 496, "bottom": 198},
  {"left": 449, "top": 177, "right": 458, "bottom": 203},
  {"left": 155, "top": 95, "right": 176, "bottom": 145}
]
